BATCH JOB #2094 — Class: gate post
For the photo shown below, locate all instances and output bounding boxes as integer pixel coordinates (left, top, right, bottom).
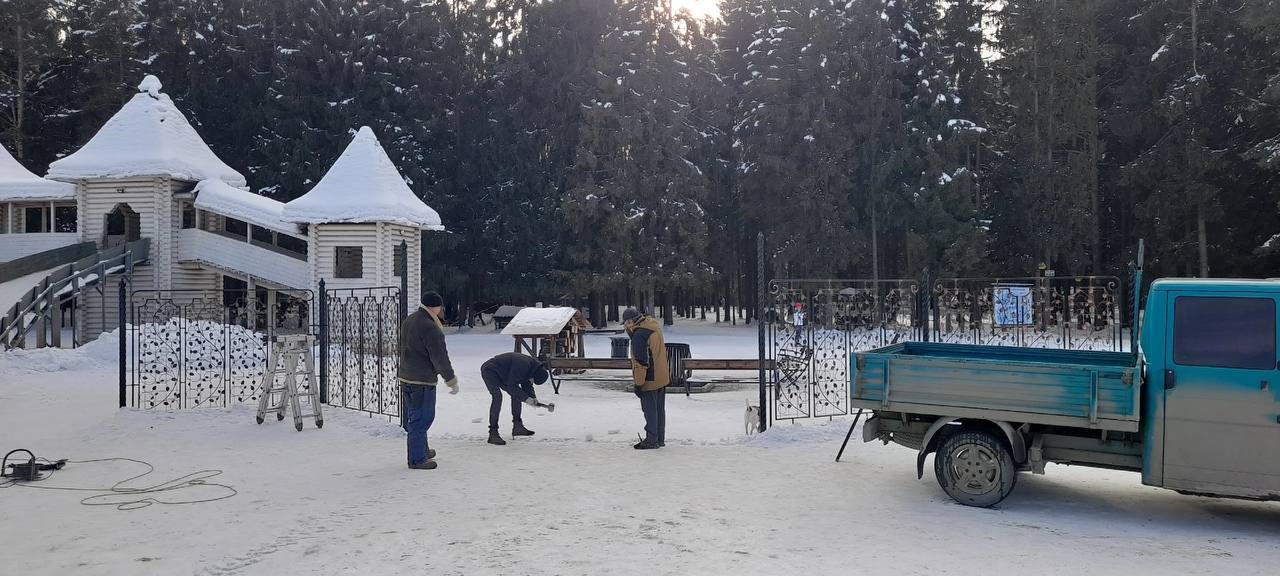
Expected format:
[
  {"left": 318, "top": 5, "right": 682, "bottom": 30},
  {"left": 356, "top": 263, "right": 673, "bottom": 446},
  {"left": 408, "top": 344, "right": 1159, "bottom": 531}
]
[
  {"left": 920, "top": 269, "right": 931, "bottom": 342},
  {"left": 118, "top": 277, "right": 127, "bottom": 408},
  {"left": 318, "top": 279, "right": 328, "bottom": 403},
  {"left": 756, "top": 232, "right": 768, "bottom": 433},
  {"left": 398, "top": 241, "right": 409, "bottom": 322}
]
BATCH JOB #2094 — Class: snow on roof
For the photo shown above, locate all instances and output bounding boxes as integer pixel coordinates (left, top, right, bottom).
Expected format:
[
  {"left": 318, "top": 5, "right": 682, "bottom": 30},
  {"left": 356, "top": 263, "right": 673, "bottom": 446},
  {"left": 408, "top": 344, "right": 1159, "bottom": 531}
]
[
  {"left": 46, "top": 76, "right": 246, "bottom": 187},
  {"left": 281, "top": 127, "right": 443, "bottom": 229},
  {"left": 501, "top": 307, "right": 582, "bottom": 336},
  {"left": 193, "top": 179, "right": 301, "bottom": 236},
  {"left": 0, "top": 142, "right": 75, "bottom": 200}
]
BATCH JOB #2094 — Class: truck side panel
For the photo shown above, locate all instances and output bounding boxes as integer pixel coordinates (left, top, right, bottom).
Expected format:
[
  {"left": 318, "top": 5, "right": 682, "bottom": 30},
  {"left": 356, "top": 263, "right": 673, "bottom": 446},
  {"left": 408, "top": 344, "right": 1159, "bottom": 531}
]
[{"left": 853, "top": 344, "right": 1139, "bottom": 432}]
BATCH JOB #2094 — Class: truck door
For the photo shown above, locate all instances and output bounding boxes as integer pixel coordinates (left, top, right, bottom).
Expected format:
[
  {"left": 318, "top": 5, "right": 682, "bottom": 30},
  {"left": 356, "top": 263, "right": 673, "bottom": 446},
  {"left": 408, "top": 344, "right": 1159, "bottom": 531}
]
[{"left": 1163, "top": 293, "right": 1280, "bottom": 498}]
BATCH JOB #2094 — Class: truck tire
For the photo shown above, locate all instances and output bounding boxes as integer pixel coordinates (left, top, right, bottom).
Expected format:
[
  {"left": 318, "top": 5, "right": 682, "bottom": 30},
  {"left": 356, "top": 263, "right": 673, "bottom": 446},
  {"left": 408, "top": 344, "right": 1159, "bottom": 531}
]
[{"left": 934, "top": 429, "right": 1017, "bottom": 507}]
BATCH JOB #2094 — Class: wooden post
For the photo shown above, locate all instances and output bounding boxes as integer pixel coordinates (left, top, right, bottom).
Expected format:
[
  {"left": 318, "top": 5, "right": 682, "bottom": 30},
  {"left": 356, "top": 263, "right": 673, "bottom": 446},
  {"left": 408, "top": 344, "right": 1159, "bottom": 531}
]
[
  {"left": 267, "top": 289, "right": 278, "bottom": 338},
  {"left": 35, "top": 306, "right": 47, "bottom": 348},
  {"left": 246, "top": 275, "right": 257, "bottom": 331},
  {"left": 51, "top": 298, "right": 63, "bottom": 348}
]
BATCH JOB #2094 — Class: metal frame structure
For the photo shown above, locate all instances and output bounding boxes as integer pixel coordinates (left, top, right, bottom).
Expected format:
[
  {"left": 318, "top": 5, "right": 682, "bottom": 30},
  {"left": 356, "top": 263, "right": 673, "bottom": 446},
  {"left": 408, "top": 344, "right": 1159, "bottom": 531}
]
[
  {"left": 761, "top": 273, "right": 1129, "bottom": 425},
  {"left": 124, "top": 286, "right": 312, "bottom": 409}
]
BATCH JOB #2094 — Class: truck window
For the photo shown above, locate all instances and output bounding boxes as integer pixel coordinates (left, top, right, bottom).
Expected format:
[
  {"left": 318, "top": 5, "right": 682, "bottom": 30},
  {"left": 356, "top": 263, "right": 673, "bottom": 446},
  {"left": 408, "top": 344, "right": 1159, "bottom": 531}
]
[{"left": 1173, "top": 296, "right": 1276, "bottom": 370}]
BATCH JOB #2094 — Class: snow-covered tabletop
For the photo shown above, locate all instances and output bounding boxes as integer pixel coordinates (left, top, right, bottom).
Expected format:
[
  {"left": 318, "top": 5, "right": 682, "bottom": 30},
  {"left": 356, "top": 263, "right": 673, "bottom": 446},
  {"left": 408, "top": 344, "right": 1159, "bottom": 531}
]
[{"left": 501, "top": 307, "right": 580, "bottom": 336}]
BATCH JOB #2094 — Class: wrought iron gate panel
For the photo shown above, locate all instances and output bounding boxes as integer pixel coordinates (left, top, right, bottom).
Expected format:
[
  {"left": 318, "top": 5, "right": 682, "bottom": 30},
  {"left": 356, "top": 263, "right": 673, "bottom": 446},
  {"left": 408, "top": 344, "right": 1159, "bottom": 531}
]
[
  {"left": 766, "top": 279, "right": 922, "bottom": 420},
  {"left": 128, "top": 289, "right": 312, "bottom": 410},
  {"left": 763, "top": 275, "right": 1125, "bottom": 423},
  {"left": 323, "top": 287, "right": 402, "bottom": 417},
  {"left": 930, "top": 276, "right": 1124, "bottom": 351}
]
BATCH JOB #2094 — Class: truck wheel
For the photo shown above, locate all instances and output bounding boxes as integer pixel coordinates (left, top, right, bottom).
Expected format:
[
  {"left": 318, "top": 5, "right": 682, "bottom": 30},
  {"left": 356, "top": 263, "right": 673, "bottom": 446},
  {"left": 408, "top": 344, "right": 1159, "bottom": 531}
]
[{"left": 934, "top": 430, "right": 1017, "bottom": 508}]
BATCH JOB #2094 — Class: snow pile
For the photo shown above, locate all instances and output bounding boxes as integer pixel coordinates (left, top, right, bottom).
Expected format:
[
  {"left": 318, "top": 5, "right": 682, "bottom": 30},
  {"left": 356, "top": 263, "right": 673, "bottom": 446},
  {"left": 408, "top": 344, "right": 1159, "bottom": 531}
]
[
  {"left": 193, "top": 179, "right": 302, "bottom": 236},
  {"left": 0, "top": 142, "right": 75, "bottom": 200},
  {"left": 46, "top": 76, "right": 247, "bottom": 187},
  {"left": 282, "top": 126, "right": 443, "bottom": 230},
  {"left": 0, "top": 328, "right": 120, "bottom": 373},
  {"left": 500, "top": 306, "right": 579, "bottom": 336}
]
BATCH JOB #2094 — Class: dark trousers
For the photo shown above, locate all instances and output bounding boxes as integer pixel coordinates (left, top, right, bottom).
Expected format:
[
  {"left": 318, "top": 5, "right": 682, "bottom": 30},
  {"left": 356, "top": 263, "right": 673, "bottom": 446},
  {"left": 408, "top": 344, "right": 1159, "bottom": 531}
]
[
  {"left": 635, "top": 387, "right": 666, "bottom": 444},
  {"left": 482, "top": 367, "right": 532, "bottom": 431},
  {"left": 404, "top": 384, "right": 438, "bottom": 466}
]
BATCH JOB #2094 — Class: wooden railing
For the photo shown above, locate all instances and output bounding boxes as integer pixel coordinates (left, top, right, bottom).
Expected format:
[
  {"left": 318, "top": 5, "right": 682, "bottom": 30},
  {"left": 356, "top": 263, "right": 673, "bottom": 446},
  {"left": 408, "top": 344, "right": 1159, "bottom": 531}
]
[{"left": 0, "top": 238, "right": 150, "bottom": 349}]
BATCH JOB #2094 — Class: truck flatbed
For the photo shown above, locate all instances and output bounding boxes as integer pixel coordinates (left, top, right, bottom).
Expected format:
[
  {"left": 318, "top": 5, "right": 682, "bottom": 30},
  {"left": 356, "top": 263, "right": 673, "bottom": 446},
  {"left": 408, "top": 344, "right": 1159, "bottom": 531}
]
[{"left": 851, "top": 342, "right": 1140, "bottom": 432}]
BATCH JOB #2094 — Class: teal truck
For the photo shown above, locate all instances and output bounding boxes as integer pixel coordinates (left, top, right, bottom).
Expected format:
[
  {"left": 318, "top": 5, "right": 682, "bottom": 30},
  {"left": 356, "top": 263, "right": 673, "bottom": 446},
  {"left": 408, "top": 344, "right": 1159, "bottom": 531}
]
[{"left": 852, "top": 274, "right": 1280, "bottom": 507}]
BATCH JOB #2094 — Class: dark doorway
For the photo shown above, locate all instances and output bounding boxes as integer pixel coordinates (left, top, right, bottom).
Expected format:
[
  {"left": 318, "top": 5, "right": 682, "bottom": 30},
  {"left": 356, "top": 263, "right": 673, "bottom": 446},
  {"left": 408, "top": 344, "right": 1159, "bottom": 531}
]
[{"left": 103, "top": 204, "right": 141, "bottom": 248}]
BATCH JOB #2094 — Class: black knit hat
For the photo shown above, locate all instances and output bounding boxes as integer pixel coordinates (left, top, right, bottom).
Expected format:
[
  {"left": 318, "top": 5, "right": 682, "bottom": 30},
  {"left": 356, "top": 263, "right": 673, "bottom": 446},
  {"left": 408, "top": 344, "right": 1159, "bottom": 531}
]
[
  {"left": 532, "top": 364, "right": 550, "bottom": 385},
  {"left": 421, "top": 291, "right": 444, "bottom": 307},
  {"left": 622, "top": 307, "right": 642, "bottom": 324}
]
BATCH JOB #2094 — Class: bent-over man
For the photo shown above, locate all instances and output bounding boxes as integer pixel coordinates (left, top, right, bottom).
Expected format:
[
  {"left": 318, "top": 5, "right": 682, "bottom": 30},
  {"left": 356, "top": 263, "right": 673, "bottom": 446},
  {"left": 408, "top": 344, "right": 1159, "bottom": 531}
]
[{"left": 480, "top": 352, "right": 551, "bottom": 445}]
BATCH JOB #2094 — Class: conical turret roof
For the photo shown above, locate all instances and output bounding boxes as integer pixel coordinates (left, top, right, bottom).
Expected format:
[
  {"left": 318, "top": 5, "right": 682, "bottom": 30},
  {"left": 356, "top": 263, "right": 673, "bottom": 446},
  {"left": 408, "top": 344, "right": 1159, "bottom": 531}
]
[
  {"left": 47, "top": 75, "right": 246, "bottom": 187},
  {"left": 0, "top": 142, "right": 74, "bottom": 200},
  {"left": 282, "top": 127, "right": 442, "bottom": 229}
]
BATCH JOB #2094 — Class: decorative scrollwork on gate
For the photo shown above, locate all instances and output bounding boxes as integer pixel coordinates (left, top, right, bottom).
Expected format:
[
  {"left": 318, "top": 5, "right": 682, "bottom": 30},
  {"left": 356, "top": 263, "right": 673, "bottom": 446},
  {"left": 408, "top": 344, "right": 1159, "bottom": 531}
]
[
  {"left": 762, "top": 275, "right": 1126, "bottom": 423},
  {"left": 128, "top": 289, "right": 313, "bottom": 410},
  {"left": 931, "top": 276, "right": 1123, "bottom": 351},
  {"left": 323, "top": 287, "right": 402, "bottom": 417},
  {"left": 766, "top": 279, "right": 923, "bottom": 420}
]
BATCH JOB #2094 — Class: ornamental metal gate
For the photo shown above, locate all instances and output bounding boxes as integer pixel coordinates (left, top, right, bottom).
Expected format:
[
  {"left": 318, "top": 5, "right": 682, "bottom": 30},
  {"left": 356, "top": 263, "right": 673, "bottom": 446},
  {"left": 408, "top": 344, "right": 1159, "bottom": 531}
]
[
  {"left": 767, "top": 279, "right": 925, "bottom": 420},
  {"left": 320, "top": 286, "right": 404, "bottom": 417},
  {"left": 123, "top": 282, "right": 406, "bottom": 417},
  {"left": 126, "top": 287, "right": 313, "bottom": 409},
  {"left": 764, "top": 274, "right": 1129, "bottom": 422}
]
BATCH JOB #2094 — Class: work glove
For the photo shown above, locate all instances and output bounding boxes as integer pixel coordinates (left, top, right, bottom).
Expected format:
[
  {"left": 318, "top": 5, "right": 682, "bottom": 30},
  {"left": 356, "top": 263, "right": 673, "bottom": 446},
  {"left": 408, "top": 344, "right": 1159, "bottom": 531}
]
[
  {"left": 524, "top": 397, "right": 539, "bottom": 408},
  {"left": 445, "top": 377, "right": 459, "bottom": 395}
]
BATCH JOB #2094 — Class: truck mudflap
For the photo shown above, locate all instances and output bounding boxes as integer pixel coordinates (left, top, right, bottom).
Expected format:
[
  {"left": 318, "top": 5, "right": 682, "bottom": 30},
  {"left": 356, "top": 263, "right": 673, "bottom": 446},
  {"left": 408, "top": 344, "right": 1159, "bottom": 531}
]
[
  {"left": 861, "top": 415, "right": 881, "bottom": 443},
  {"left": 915, "top": 417, "right": 1027, "bottom": 480}
]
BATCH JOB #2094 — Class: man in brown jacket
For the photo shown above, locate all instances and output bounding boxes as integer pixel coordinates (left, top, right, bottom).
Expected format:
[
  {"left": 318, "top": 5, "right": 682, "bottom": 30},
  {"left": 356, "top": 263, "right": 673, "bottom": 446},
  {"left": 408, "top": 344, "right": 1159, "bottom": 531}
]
[{"left": 623, "top": 307, "right": 668, "bottom": 449}]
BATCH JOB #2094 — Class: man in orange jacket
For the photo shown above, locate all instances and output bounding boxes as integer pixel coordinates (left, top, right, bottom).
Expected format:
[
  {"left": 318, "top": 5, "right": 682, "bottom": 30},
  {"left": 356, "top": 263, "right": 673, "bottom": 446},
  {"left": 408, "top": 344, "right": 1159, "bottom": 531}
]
[{"left": 623, "top": 307, "right": 669, "bottom": 449}]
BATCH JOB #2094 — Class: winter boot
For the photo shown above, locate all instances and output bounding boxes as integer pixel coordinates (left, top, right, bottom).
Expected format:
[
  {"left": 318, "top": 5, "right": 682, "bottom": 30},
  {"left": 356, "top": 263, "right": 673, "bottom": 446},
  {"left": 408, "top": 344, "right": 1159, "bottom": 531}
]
[
  {"left": 487, "top": 430, "right": 507, "bottom": 445},
  {"left": 512, "top": 423, "right": 535, "bottom": 437},
  {"left": 409, "top": 460, "right": 438, "bottom": 470},
  {"left": 633, "top": 440, "right": 660, "bottom": 450},
  {"left": 428, "top": 449, "right": 437, "bottom": 459}
]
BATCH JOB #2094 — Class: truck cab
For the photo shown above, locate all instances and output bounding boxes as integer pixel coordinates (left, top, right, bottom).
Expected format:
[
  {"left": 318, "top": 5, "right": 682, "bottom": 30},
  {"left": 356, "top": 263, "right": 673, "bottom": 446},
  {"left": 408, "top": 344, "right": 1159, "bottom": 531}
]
[{"left": 1140, "top": 279, "right": 1280, "bottom": 499}]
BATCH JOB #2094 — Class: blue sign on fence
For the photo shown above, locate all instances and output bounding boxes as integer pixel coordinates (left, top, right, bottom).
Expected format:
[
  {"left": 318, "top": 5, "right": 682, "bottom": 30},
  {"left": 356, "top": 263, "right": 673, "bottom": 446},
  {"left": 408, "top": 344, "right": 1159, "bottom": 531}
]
[{"left": 993, "top": 284, "right": 1033, "bottom": 327}]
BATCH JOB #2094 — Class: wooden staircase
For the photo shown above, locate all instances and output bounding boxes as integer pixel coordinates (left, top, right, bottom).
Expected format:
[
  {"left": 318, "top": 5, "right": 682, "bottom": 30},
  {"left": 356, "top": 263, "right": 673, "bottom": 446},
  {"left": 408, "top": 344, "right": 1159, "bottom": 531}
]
[{"left": 0, "top": 239, "right": 150, "bottom": 350}]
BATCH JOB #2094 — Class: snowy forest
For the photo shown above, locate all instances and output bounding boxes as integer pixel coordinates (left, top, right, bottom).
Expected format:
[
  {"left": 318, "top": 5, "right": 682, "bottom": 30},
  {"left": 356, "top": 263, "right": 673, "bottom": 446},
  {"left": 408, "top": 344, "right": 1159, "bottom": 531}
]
[{"left": 2, "top": 0, "right": 1280, "bottom": 317}]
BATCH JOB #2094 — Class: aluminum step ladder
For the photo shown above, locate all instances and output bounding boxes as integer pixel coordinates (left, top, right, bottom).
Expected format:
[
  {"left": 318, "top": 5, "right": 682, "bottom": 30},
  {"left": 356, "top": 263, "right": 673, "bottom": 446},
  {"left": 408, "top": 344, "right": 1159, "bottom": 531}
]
[{"left": 255, "top": 334, "right": 323, "bottom": 431}]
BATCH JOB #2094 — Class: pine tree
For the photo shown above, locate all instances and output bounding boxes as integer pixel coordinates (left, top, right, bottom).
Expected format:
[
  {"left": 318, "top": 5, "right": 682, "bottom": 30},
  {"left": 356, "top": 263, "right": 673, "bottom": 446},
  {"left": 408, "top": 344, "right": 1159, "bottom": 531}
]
[
  {"left": 0, "top": 0, "right": 64, "bottom": 163},
  {"left": 989, "top": 0, "right": 1102, "bottom": 275},
  {"left": 563, "top": 0, "right": 710, "bottom": 308}
]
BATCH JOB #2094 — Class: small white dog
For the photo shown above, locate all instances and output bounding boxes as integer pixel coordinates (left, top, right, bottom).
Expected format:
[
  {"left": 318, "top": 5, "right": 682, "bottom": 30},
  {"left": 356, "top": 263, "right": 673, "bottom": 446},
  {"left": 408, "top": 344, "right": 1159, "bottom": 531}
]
[{"left": 744, "top": 400, "right": 762, "bottom": 435}]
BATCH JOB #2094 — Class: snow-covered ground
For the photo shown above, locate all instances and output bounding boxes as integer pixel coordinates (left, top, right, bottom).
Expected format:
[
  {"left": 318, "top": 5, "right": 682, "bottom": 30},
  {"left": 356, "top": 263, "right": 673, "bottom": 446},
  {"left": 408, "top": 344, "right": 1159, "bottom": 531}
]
[{"left": 1, "top": 322, "right": 1277, "bottom": 575}]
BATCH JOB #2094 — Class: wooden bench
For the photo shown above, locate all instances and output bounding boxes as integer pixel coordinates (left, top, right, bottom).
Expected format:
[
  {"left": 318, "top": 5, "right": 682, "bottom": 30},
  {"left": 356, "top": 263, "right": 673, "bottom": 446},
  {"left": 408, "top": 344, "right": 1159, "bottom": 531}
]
[{"left": 546, "top": 357, "right": 774, "bottom": 395}]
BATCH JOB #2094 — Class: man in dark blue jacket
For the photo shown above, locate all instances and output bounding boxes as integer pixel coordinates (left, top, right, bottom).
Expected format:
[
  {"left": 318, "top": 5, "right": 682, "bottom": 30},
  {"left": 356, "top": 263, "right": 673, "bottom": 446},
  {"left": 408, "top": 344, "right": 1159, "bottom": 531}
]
[{"left": 481, "top": 352, "right": 552, "bottom": 445}]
